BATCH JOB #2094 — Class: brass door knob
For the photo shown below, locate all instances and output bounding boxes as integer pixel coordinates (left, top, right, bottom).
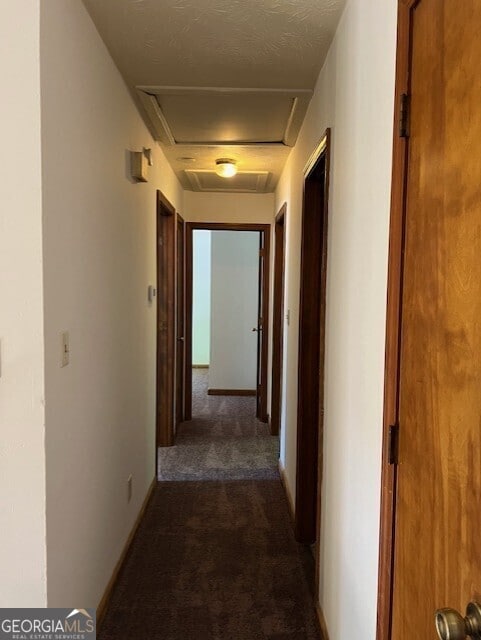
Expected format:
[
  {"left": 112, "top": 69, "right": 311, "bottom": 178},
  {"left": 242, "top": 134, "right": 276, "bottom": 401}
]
[{"left": 435, "top": 603, "right": 481, "bottom": 640}]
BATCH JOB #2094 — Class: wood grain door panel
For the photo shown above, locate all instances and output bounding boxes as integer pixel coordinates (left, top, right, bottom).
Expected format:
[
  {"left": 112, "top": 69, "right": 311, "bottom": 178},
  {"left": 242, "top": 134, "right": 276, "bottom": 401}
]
[
  {"left": 176, "top": 215, "right": 185, "bottom": 427},
  {"left": 391, "top": 1, "right": 481, "bottom": 637},
  {"left": 270, "top": 204, "right": 286, "bottom": 437},
  {"left": 156, "top": 190, "right": 176, "bottom": 447}
]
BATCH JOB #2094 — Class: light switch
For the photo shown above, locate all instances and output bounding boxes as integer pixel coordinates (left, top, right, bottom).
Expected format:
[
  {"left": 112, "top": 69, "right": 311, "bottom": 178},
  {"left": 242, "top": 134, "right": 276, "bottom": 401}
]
[{"left": 61, "top": 331, "right": 70, "bottom": 367}]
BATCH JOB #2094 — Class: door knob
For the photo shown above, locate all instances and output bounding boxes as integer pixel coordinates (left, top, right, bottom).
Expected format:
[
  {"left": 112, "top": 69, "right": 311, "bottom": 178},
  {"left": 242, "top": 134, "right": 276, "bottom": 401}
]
[
  {"left": 435, "top": 602, "right": 481, "bottom": 640},
  {"left": 252, "top": 327, "right": 259, "bottom": 332}
]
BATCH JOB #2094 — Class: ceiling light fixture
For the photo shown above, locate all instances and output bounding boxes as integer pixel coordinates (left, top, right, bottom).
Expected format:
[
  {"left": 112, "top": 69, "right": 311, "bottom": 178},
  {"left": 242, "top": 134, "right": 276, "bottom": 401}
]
[{"left": 215, "top": 158, "right": 237, "bottom": 178}]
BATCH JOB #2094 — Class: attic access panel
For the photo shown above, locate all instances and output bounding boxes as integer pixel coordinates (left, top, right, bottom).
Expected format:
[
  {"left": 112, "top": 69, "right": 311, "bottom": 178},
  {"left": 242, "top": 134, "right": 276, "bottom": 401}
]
[
  {"left": 158, "top": 93, "right": 291, "bottom": 143},
  {"left": 136, "top": 86, "right": 312, "bottom": 147}
]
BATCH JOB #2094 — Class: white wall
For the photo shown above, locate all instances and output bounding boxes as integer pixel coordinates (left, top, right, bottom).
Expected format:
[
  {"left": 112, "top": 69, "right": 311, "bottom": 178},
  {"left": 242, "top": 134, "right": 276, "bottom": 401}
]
[
  {"left": 275, "top": 0, "right": 397, "bottom": 638},
  {"left": 40, "top": 0, "right": 183, "bottom": 608},
  {"left": 0, "top": 0, "right": 47, "bottom": 607},
  {"left": 192, "top": 231, "right": 211, "bottom": 365},
  {"left": 184, "top": 191, "right": 274, "bottom": 224},
  {"left": 209, "top": 232, "right": 259, "bottom": 391},
  {"left": 185, "top": 191, "right": 276, "bottom": 407}
]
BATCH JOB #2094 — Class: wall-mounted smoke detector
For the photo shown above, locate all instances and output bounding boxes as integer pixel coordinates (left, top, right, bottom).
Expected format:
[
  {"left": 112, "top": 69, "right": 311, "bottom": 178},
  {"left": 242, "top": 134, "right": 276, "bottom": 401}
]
[{"left": 130, "top": 148, "right": 153, "bottom": 182}]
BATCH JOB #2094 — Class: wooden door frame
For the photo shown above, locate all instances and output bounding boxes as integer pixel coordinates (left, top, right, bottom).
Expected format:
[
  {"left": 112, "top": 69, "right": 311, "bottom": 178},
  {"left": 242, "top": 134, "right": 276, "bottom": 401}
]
[
  {"left": 376, "top": 2, "right": 416, "bottom": 639},
  {"left": 176, "top": 213, "right": 186, "bottom": 428},
  {"left": 156, "top": 189, "right": 177, "bottom": 449},
  {"left": 270, "top": 203, "right": 287, "bottom": 437},
  {"left": 295, "top": 129, "right": 331, "bottom": 562},
  {"left": 185, "top": 222, "right": 271, "bottom": 423}
]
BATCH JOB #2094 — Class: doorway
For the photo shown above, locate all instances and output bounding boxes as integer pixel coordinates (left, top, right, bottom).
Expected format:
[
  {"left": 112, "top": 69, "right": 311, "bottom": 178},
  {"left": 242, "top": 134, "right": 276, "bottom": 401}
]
[
  {"left": 156, "top": 189, "right": 176, "bottom": 448},
  {"left": 176, "top": 214, "right": 185, "bottom": 428},
  {"left": 185, "top": 223, "right": 271, "bottom": 423},
  {"left": 295, "top": 130, "right": 330, "bottom": 565},
  {"left": 377, "top": 2, "right": 481, "bottom": 638},
  {"left": 270, "top": 203, "right": 287, "bottom": 437}
]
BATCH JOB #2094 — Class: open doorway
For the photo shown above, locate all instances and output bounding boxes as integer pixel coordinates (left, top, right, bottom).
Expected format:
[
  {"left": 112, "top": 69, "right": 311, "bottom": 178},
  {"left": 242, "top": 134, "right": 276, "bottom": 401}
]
[
  {"left": 295, "top": 131, "right": 330, "bottom": 593},
  {"left": 270, "top": 203, "right": 287, "bottom": 437},
  {"left": 185, "top": 222, "right": 271, "bottom": 423},
  {"left": 191, "top": 229, "right": 259, "bottom": 418},
  {"left": 157, "top": 221, "right": 277, "bottom": 482}
]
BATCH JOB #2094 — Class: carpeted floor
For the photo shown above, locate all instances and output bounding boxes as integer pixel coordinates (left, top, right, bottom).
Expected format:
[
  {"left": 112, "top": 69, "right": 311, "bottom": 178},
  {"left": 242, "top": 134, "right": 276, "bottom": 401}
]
[
  {"left": 98, "top": 370, "right": 320, "bottom": 640},
  {"left": 157, "top": 369, "right": 279, "bottom": 481}
]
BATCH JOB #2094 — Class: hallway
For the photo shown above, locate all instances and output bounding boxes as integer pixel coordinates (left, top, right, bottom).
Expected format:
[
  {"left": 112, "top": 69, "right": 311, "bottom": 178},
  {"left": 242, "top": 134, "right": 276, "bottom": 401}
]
[
  {"left": 158, "top": 369, "right": 278, "bottom": 481},
  {"left": 98, "top": 371, "right": 320, "bottom": 639},
  {"left": 3, "top": 2, "right": 403, "bottom": 638}
]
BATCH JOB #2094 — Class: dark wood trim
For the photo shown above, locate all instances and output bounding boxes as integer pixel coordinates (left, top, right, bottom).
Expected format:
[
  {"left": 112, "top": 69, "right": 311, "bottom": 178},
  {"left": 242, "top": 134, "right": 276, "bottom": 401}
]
[
  {"left": 185, "top": 222, "right": 271, "bottom": 422},
  {"left": 259, "top": 225, "right": 271, "bottom": 423},
  {"left": 186, "top": 222, "right": 270, "bottom": 232},
  {"left": 278, "top": 461, "right": 295, "bottom": 523},
  {"left": 314, "top": 131, "right": 331, "bottom": 598},
  {"left": 156, "top": 190, "right": 176, "bottom": 448},
  {"left": 175, "top": 213, "right": 186, "bottom": 428},
  {"left": 295, "top": 130, "right": 331, "bottom": 585},
  {"left": 207, "top": 388, "right": 257, "bottom": 397},
  {"left": 316, "top": 604, "right": 330, "bottom": 640},
  {"left": 270, "top": 203, "right": 287, "bottom": 436},
  {"left": 97, "top": 478, "right": 156, "bottom": 627},
  {"left": 376, "top": 2, "right": 414, "bottom": 639},
  {"left": 157, "top": 189, "right": 175, "bottom": 216},
  {"left": 185, "top": 224, "right": 194, "bottom": 421},
  {"left": 275, "top": 205, "right": 287, "bottom": 224}
]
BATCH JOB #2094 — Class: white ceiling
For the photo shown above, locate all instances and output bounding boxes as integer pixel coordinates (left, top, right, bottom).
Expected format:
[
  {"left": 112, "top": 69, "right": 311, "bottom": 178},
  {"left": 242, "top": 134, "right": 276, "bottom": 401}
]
[{"left": 83, "top": 0, "right": 346, "bottom": 192}]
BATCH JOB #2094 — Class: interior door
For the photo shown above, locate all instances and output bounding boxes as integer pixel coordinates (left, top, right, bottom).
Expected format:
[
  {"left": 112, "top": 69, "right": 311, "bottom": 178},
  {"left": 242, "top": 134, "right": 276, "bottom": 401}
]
[
  {"left": 255, "top": 232, "right": 263, "bottom": 419},
  {"left": 256, "top": 231, "right": 269, "bottom": 422},
  {"left": 175, "top": 215, "right": 185, "bottom": 428},
  {"left": 156, "top": 190, "right": 176, "bottom": 447},
  {"left": 270, "top": 205, "right": 286, "bottom": 437},
  {"left": 391, "top": 1, "right": 481, "bottom": 637}
]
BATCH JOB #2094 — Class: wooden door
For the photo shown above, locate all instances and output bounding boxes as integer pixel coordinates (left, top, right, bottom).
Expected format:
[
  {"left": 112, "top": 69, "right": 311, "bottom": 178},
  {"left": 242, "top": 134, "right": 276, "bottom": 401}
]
[
  {"left": 270, "top": 204, "right": 286, "bottom": 437},
  {"left": 176, "top": 214, "right": 185, "bottom": 428},
  {"left": 156, "top": 190, "right": 176, "bottom": 447},
  {"left": 256, "top": 229, "right": 270, "bottom": 423},
  {"left": 295, "top": 133, "right": 330, "bottom": 546},
  {"left": 390, "top": 1, "right": 481, "bottom": 637},
  {"left": 256, "top": 232, "right": 264, "bottom": 420}
]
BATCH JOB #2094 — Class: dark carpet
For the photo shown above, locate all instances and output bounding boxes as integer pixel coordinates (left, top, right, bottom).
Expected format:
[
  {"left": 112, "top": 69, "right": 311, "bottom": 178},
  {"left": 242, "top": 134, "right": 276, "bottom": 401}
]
[
  {"left": 98, "top": 370, "right": 320, "bottom": 640},
  {"left": 157, "top": 369, "right": 279, "bottom": 481}
]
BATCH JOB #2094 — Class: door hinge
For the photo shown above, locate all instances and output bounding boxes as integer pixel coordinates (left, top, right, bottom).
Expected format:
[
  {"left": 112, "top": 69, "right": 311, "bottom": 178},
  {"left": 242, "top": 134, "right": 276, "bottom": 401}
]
[
  {"left": 388, "top": 423, "right": 399, "bottom": 465},
  {"left": 399, "top": 93, "right": 410, "bottom": 138},
  {"left": 259, "top": 248, "right": 265, "bottom": 257}
]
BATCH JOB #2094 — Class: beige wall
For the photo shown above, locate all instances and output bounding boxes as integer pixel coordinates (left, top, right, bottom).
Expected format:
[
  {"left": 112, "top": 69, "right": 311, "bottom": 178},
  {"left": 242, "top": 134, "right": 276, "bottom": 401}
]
[
  {"left": 40, "top": 0, "right": 183, "bottom": 608},
  {"left": 0, "top": 1, "right": 47, "bottom": 607},
  {"left": 275, "top": 0, "right": 397, "bottom": 637},
  {"left": 184, "top": 191, "right": 274, "bottom": 224}
]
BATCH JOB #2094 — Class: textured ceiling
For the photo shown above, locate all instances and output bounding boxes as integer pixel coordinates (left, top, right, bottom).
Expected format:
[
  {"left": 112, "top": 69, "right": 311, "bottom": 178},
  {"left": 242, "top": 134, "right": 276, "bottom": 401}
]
[{"left": 83, "top": 0, "right": 346, "bottom": 192}]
